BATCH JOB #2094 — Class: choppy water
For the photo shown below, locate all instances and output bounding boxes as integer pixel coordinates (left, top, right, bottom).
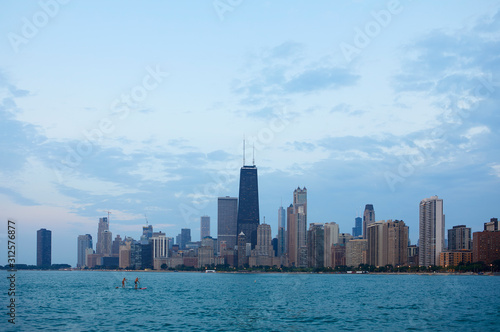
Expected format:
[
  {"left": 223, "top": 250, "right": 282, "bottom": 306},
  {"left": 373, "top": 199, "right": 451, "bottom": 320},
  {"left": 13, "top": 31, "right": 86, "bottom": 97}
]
[{"left": 1, "top": 271, "right": 499, "bottom": 331}]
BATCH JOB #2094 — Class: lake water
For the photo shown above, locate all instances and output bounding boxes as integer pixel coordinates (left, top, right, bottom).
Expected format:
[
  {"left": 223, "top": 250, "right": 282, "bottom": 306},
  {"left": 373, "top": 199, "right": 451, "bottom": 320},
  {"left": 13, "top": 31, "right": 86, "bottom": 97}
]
[{"left": 1, "top": 271, "right": 499, "bottom": 331}]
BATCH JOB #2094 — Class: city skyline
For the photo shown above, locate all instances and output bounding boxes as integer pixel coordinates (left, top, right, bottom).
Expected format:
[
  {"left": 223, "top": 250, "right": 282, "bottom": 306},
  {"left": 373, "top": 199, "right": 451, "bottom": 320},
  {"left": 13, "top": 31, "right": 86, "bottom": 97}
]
[{"left": 0, "top": 2, "right": 499, "bottom": 265}]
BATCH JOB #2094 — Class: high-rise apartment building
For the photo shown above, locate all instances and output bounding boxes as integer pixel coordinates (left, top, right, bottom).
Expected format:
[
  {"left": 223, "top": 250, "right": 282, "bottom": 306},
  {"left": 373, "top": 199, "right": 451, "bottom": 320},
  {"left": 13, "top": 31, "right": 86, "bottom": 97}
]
[
  {"left": 324, "top": 222, "right": 339, "bottom": 267},
  {"left": 448, "top": 225, "right": 471, "bottom": 250},
  {"left": 217, "top": 196, "right": 238, "bottom": 251},
  {"left": 484, "top": 218, "right": 498, "bottom": 231},
  {"left": 331, "top": 244, "right": 346, "bottom": 267},
  {"left": 151, "top": 233, "right": 169, "bottom": 259},
  {"left": 346, "top": 239, "right": 367, "bottom": 268},
  {"left": 367, "top": 221, "right": 388, "bottom": 267},
  {"left": 77, "top": 234, "right": 92, "bottom": 268},
  {"left": 37, "top": 228, "right": 52, "bottom": 267},
  {"left": 307, "top": 223, "right": 324, "bottom": 268},
  {"left": 96, "top": 217, "right": 112, "bottom": 256},
  {"left": 363, "top": 204, "right": 375, "bottom": 239},
  {"left": 387, "top": 220, "right": 408, "bottom": 267},
  {"left": 367, "top": 219, "right": 408, "bottom": 267},
  {"left": 201, "top": 215, "right": 210, "bottom": 240},
  {"left": 287, "top": 187, "right": 307, "bottom": 267},
  {"left": 473, "top": 218, "right": 500, "bottom": 264},
  {"left": 419, "top": 196, "right": 445, "bottom": 266},
  {"left": 237, "top": 165, "right": 260, "bottom": 248}
]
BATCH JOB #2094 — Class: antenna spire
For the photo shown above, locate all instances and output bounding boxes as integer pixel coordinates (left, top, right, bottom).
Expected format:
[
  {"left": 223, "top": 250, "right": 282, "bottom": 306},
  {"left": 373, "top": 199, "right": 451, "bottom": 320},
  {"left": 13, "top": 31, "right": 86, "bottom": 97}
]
[
  {"left": 252, "top": 143, "right": 255, "bottom": 165},
  {"left": 243, "top": 137, "right": 245, "bottom": 166}
]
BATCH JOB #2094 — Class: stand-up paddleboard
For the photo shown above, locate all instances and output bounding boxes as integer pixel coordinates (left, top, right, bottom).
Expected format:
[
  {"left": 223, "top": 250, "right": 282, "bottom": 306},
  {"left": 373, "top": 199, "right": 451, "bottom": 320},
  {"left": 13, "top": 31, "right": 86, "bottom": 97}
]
[{"left": 115, "top": 287, "right": 147, "bottom": 290}]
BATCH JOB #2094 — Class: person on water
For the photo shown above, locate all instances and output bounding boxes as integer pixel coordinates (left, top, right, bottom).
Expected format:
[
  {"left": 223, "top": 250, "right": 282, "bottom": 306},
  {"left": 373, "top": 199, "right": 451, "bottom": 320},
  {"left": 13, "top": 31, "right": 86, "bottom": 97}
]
[
  {"left": 122, "top": 278, "right": 127, "bottom": 288},
  {"left": 134, "top": 277, "right": 139, "bottom": 289}
]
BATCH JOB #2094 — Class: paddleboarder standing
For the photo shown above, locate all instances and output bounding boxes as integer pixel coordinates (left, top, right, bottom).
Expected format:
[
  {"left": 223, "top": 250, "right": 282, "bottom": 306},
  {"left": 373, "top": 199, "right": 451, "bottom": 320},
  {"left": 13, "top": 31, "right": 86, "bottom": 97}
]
[
  {"left": 122, "top": 278, "right": 127, "bottom": 288},
  {"left": 134, "top": 277, "right": 139, "bottom": 289}
]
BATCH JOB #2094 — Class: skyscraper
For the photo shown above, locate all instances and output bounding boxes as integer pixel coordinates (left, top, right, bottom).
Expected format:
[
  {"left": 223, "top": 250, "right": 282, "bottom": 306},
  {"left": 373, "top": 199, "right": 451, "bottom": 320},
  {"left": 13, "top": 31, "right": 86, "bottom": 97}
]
[
  {"left": 307, "top": 223, "right": 324, "bottom": 268},
  {"left": 419, "top": 196, "right": 445, "bottom": 266},
  {"left": 143, "top": 224, "right": 153, "bottom": 239},
  {"left": 324, "top": 222, "right": 339, "bottom": 267},
  {"left": 255, "top": 223, "right": 273, "bottom": 257},
  {"left": 363, "top": 204, "right": 375, "bottom": 239},
  {"left": 180, "top": 228, "right": 191, "bottom": 250},
  {"left": 346, "top": 239, "right": 367, "bottom": 268},
  {"left": 352, "top": 217, "right": 362, "bottom": 237},
  {"left": 387, "top": 220, "right": 408, "bottom": 267},
  {"left": 112, "top": 234, "right": 122, "bottom": 255},
  {"left": 217, "top": 196, "right": 238, "bottom": 251},
  {"left": 277, "top": 205, "right": 286, "bottom": 257},
  {"left": 448, "top": 225, "right": 471, "bottom": 250},
  {"left": 287, "top": 187, "right": 307, "bottom": 267},
  {"left": 473, "top": 222, "right": 500, "bottom": 264},
  {"left": 96, "top": 217, "right": 112, "bottom": 256},
  {"left": 237, "top": 231, "right": 247, "bottom": 267},
  {"left": 237, "top": 165, "right": 260, "bottom": 248},
  {"left": 151, "top": 233, "right": 169, "bottom": 259},
  {"left": 37, "top": 228, "right": 51, "bottom": 267},
  {"left": 367, "top": 221, "right": 388, "bottom": 267},
  {"left": 77, "top": 234, "right": 92, "bottom": 268},
  {"left": 201, "top": 215, "right": 210, "bottom": 239}
]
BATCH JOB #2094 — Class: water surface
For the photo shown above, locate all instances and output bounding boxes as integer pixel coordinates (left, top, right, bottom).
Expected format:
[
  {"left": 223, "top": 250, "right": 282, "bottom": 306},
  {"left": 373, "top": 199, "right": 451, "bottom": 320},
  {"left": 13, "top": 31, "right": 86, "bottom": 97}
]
[{"left": 1, "top": 271, "right": 499, "bottom": 331}]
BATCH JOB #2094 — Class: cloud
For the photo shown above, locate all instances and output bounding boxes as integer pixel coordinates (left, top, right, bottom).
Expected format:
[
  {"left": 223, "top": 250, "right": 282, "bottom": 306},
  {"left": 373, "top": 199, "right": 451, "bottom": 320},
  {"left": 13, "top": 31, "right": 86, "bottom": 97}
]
[
  {"left": 266, "top": 41, "right": 304, "bottom": 60},
  {"left": 128, "top": 157, "right": 183, "bottom": 183},
  {"left": 462, "top": 126, "right": 490, "bottom": 140},
  {"left": 490, "top": 163, "right": 500, "bottom": 178},
  {"left": 230, "top": 42, "right": 360, "bottom": 121},
  {"left": 284, "top": 67, "right": 359, "bottom": 93}
]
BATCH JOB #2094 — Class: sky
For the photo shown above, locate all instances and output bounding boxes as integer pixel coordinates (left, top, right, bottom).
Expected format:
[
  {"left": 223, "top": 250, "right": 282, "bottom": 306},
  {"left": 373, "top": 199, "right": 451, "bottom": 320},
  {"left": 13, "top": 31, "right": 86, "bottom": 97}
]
[{"left": 0, "top": 0, "right": 499, "bottom": 266}]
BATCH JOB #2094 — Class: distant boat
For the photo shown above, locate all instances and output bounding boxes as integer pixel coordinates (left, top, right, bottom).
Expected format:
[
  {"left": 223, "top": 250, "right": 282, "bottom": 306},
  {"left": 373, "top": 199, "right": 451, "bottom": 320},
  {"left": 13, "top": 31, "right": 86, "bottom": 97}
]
[{"left": 205, "top": 270, "right": 216, "bottom": 273}]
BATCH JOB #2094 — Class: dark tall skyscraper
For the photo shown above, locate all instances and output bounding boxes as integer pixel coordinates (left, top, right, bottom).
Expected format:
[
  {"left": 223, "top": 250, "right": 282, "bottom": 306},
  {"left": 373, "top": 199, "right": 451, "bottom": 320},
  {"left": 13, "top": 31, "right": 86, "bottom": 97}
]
[
  {"left": 363, "top": 204, "right": 375, "bottom": 239},
  {"left": 218, "top": 196, "right": 238, "bottom": 251},
  {"left": 352, "top": 217, "right": 362, "bottom": 237},
  {"left": 237, "top": 165, "right": 260, "bottom": 248},
  {"left": 143, "top": 224, "right": 153, "bottom": 239},
  {"left": 37, "top": 228, "right": 52, "bottom": 267},
  {"left": 179, "top": 228, "right": 191, "bottom": 250}
]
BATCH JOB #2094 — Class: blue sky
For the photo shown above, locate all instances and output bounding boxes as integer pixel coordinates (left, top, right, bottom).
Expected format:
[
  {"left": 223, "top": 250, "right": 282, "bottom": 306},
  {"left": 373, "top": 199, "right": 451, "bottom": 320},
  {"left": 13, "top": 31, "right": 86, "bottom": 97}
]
[{"left": 0, "top": 0, "right": 499, "bottom": 266}]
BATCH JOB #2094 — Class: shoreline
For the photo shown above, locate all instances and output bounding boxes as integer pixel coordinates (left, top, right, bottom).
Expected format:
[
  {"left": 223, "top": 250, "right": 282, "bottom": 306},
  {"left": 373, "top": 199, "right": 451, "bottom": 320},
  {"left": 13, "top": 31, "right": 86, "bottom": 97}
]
[{"left": 3, "top": 269, "right": 498, "bottom": 276}]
